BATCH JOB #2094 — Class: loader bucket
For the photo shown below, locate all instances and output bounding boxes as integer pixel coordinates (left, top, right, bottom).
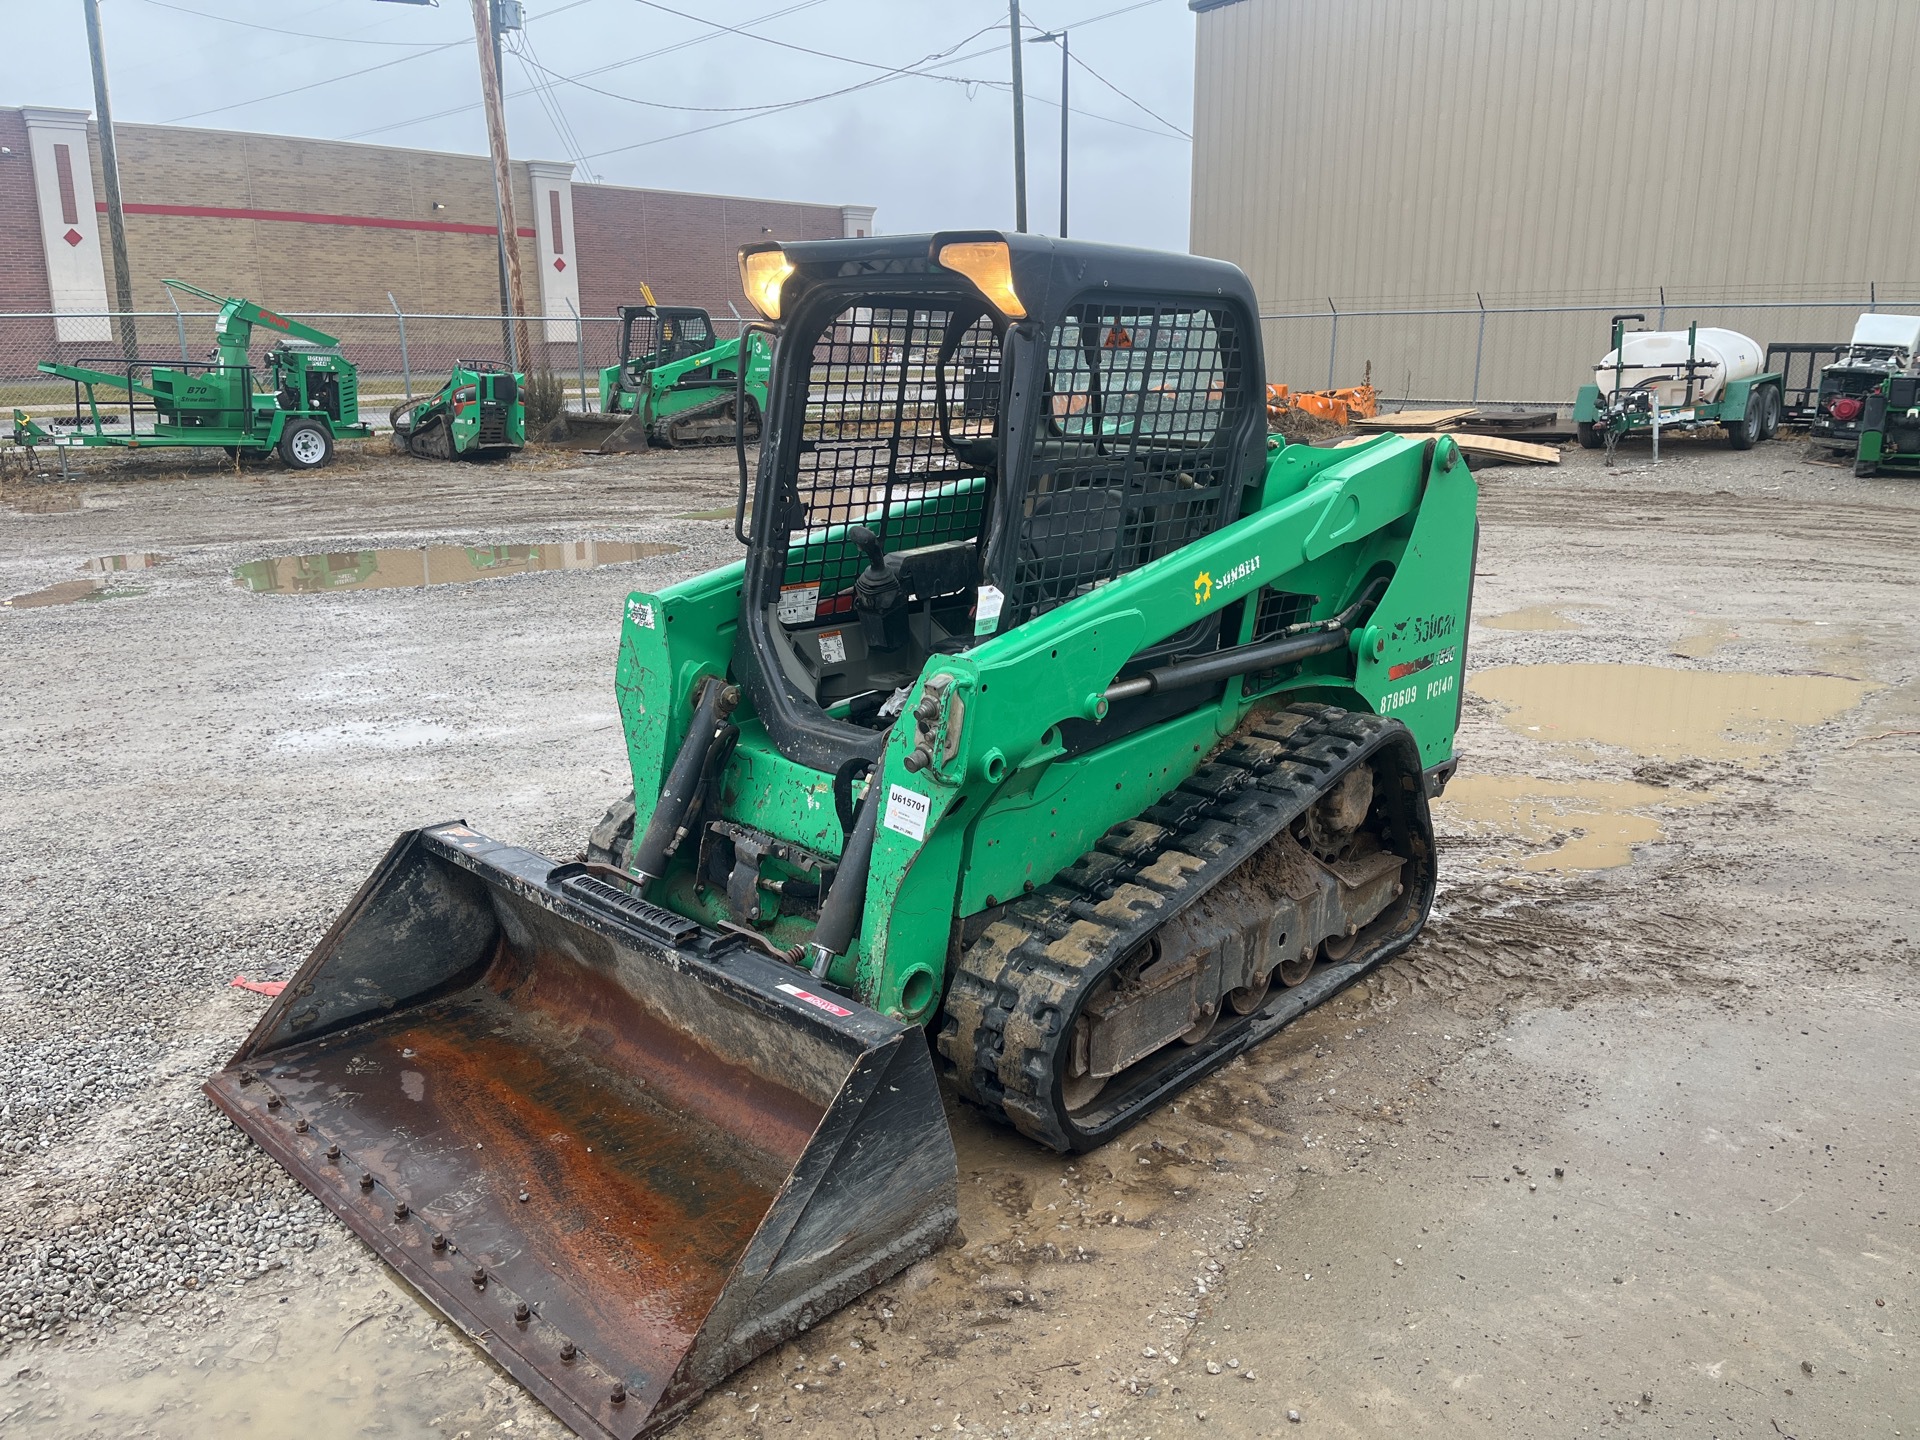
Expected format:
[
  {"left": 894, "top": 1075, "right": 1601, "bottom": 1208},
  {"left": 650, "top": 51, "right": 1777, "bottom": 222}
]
[{"left": 205, "top": 823, "right": 957, "bottom": 1440}]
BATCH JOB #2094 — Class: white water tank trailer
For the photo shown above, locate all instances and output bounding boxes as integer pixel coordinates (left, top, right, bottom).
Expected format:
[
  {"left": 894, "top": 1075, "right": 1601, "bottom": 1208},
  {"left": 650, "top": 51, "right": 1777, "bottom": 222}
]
[{"left": 1594, "top": 328, "right": 1764, "bottom": 409}]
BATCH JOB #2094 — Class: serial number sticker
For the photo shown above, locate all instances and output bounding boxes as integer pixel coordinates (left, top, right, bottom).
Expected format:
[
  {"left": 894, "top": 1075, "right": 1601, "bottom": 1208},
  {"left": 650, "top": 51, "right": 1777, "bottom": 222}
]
[
  {"left": 777, "top": 583, "right": 820, "bottom": 625},
  {"left": 818, "top": 629, "right": 847, "bottom": 664},
  {"left": 883, "top": 783, "right": 931, "bottom": 841},
  {"left": 626, "top": 599, "right": 656, "bottom": 630},
  {"left": 975, "top": 584, "right": 1005, "bottom": 637},
  {"left": 776, "top": 983, "right": 853, "bottom": 1018}
]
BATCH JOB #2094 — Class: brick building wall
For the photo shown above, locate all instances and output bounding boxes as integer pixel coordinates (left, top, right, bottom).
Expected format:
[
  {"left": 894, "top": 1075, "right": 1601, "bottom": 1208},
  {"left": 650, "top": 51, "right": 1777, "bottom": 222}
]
[
  {"left": 572, "top": 185, "right": 852, "bottom": 322},
  {"left": 0, "top": 112, "right": 55, "bottom": 316}
]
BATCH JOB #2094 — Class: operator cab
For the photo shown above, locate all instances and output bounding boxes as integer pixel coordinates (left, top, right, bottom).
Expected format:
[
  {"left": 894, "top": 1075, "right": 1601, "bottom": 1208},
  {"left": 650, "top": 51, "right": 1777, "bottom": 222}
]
[
  {"left": 618, "top": 304, "right": 717, "bottom": 376},
  {"left": 735, "top": 232, "right": 1266, "bottom": 772}
]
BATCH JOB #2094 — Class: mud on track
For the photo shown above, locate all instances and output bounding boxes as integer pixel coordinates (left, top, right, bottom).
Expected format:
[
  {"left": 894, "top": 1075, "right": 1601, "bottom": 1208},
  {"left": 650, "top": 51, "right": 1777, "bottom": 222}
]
[{"left": 1, "top": 435, "right": 1915, "bottom": 1438}]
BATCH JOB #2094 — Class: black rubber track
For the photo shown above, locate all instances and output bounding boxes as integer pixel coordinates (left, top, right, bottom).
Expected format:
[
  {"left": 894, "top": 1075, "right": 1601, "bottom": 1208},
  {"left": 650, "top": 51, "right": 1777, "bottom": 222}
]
[{"left": 936, "top": 703, "right": 1437, "bottom": 1152}]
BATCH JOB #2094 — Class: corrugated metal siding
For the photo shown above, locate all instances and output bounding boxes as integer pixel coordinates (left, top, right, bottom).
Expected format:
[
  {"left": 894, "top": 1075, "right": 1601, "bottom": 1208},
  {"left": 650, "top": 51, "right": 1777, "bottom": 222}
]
[{"left": 1192, "top": 0, "right": 1920, "bottom": 401}]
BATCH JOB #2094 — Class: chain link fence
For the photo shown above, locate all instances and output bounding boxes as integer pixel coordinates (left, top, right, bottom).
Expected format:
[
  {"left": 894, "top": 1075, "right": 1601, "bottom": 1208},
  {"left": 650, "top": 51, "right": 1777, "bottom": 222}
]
[
  {"left": 0, "top": 305, "right": 758, "bottom": 430},
  {"left": 1260, "top": 283, "right": 1920, "bottom": 408}
]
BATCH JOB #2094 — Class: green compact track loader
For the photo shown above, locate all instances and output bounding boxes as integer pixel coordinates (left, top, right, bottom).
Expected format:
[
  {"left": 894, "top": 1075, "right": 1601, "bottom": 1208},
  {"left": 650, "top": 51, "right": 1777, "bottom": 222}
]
[
  {"left": 590, "top": 301, "right": 771, "bottom": 451},
  {"left": 390, "top": 361, "right": 526, "bottom": 460},
  {"left": 9, "top": 279, "right": 370, "bottom": 468},
  {"left": 207, "top": 233, "right": 1479, "bottom": 1440}
]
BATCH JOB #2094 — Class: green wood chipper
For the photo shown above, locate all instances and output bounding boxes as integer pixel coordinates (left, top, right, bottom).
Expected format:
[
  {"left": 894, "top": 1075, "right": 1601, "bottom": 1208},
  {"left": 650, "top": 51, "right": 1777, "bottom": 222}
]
[
  {"left": 9, "top": 279, "right": 370, "bottom": 468},
  {"left": 390, "top": 361, "right": 527, "bottom": 460},
  {"left": 582, "top": 297, "right": 771, "bottom": 452},
  {"left": 207, "top": 233, "right": 1479, "bottom": 1440},
  {"left": 1852, "top": 371, "right": 1920, "bottom": 477}
]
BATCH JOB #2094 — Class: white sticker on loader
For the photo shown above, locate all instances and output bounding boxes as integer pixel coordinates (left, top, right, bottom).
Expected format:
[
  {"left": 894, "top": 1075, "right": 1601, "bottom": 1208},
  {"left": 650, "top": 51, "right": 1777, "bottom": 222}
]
[
  {"left": 975, "top": 584, "right": 1005, "bottom": 637},
  {"left": 818, "top": 629, "right": 847, "bottom": 664},
  {"left": 777, "top": 583, "right": 820, "bottom": 625},
  {"left": 883, "top": 783, "right": 931, "bottom": 841},
  {"left": 627, "top": 599, "right": 656, "bottom": 629}
]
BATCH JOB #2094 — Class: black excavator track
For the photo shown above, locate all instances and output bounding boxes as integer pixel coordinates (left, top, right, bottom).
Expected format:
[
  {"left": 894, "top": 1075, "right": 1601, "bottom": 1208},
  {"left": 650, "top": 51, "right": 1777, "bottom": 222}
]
[
  {"left": 659, "top": 393, "right": 761, "bottom": 448},
  {"left": 937, "top": 704, "right": 1436, "bottom": 1152}
]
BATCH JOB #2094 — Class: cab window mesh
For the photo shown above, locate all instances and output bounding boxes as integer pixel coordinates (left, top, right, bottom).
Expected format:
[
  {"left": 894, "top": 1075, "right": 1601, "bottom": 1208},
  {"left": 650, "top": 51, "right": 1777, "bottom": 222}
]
[
  {"left": 1010, "top": 302, "right": 1243, "bottom": 625},
  {"left": 789, "top": 303, "right": 999, "bottom": 600}
]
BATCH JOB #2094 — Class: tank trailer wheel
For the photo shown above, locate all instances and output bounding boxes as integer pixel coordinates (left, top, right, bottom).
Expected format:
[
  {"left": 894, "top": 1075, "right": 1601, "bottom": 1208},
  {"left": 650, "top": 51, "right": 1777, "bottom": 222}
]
[
  {"left": 280, "top": 421, "right": 334, "bottom": 470},
  {"left": 1725, "top": 389, "right": 1761, "bottom": 450},
  {"left": 1576, "top": 420, "right": 1602, "bottom": 450},
  {"left": 1761, "top": 384, "right": 1782, "bottom": 440}
]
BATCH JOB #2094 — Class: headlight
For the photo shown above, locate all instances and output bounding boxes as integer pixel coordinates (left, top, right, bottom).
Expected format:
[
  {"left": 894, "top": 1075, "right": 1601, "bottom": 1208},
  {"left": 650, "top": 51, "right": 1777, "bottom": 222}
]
[
  {"left": 739, "top": 246, "right": 795, "bottom": 321},
  {"left": 935, "top": 239, "right": 1026, "bottom": 320}
]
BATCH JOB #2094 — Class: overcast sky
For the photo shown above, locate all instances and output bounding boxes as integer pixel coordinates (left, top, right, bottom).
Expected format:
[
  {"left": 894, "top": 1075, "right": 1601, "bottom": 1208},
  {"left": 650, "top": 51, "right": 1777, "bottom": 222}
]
[{"left": 8, "top": 0, "right": 1196, "bottom": 251}]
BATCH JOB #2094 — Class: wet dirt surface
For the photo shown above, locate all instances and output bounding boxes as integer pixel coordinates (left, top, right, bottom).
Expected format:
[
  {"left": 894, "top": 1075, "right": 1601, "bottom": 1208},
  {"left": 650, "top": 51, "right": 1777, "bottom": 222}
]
[{"left": 1, "top": 434, "right": 1916, "bottom": 1438}]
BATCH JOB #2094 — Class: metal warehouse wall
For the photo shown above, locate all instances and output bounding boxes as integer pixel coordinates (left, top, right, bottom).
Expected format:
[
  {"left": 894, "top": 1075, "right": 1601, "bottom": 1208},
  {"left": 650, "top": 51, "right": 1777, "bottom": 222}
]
[{"left": 1191, "top": 0, "right": 1920, "bottom": 402}]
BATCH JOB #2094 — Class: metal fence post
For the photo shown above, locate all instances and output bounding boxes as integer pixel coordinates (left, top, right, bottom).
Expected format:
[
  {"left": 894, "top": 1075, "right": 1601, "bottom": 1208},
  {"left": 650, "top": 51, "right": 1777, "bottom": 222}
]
[
  {"left": 166, "top": 287, "right": 187, "bottom": 361},
  {"left": 1656, "top": 286, "right": 1666, "bottom": 331},
  {"left": 388, "top": 293, "right": 411, "bottom": 400},
  {"left": 1471, "top": 292, "right": 1487, "bottom": 403},
  {"left": 1869, "top": 281, "right": 1878, "bottom": 314},
  {"left": 569, "top": 299, "right": 587, "bottom": 413},
  {"left": 1326, "top": 297, "right": 1339, "bottom": 389}
]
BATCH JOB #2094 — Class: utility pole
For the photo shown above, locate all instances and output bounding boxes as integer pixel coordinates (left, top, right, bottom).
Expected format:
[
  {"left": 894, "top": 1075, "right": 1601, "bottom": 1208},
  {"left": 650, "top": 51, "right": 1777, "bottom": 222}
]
[
  {"left": 469, "top": 0, "right": 530, "bottom": 369},
  {"left": 1008, "top": 0, "right": 1028, "bottom": 233},
  {"left": 1029, "top": 30, "right": 1068, "bottom": 236},
  {"left": 83, "top": 0, "right": 137, "bottom": 358}
]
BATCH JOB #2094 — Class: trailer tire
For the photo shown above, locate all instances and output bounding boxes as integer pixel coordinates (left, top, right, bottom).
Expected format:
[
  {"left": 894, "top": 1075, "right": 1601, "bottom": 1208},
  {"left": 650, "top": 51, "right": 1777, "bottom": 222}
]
[
  {"left": 279, "top": 421, "right": 334, "bottom": 470},
  {"left": 1760, "top": 384, "right": 1782, "bottom": 440},
  {"left": 1725, "top": 390, "right": 1761, "bottom": 451},
  {"left": 1576, "top": 421, "right": 1602, "bottom": 449}
]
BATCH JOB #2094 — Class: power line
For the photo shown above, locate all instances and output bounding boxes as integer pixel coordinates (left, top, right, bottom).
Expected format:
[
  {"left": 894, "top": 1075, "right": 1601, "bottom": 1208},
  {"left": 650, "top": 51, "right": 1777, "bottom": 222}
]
[
  {"left": 507, "top": 30, "right": 598, "bottom": 179},
  {"left": 161, "top": 0, "right": 598, "bottom": 125},
  {"left": 137, "top": 0, "right": 448, "bottom": 47},
  {"left": 342, "top": 0, "right": 831, "bottom": 140},
  {"left": 1022, "top": 1, "right": 1191, "bottom": 138}
]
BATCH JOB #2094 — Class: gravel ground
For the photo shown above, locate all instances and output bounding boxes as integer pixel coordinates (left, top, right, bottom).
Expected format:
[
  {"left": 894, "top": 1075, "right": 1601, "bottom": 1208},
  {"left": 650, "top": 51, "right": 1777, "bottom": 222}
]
[{"left": 0, "top": 431, "right": 1914, "bottom": 1438}]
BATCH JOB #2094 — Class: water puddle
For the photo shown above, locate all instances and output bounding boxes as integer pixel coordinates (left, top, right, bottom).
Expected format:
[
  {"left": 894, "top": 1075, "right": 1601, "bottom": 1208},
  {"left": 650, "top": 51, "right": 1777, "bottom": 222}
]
[
  {"left": 1438, "top": 774, "right": 1713, "bottom": 873},
  {"left": 1471, "top": 662, "right": 1872, "bottom": 761},
  {"left": 233, "top": 539, "right": 681, "bottom": 594},
  {"left": 5, "top": 1280, "right": 478, "bottom": 1439},
  {"left": 1481, "top": 605, "right": 1586, "bottom": 632},
  {"left": 1670, "top": 620, "right": 1736, "bottom": 659},
  {"left": 3, "top": 553, "right": 168, "bottom": 609}
]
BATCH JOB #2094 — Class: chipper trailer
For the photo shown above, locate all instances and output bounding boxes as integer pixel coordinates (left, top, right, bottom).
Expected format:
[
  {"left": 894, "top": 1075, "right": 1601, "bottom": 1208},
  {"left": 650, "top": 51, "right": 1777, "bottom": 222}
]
[
  {"left": 206, "top": 233, "right": 1480, "bottom": 1440},
  {"left": 581, "top": 296, "right": 772, "bottom": 452},
  {"left": 8, "top": 279, "right": 369, "bottom": 468},
  {"left": 390, "top": 360, "right": 527, "bottom": 459},
  {"left": 1574, "top": 314, "right": 1783, "bottom": 456}
]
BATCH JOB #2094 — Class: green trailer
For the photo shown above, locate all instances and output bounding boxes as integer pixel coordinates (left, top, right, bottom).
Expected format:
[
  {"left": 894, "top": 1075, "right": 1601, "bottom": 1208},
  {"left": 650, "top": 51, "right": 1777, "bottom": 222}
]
[
  {"left": 1573, "top": 314, "right": 1783, "bottom": 456},
  {"left": 9, "top": 279, "right": 370, "bottom": 469}
]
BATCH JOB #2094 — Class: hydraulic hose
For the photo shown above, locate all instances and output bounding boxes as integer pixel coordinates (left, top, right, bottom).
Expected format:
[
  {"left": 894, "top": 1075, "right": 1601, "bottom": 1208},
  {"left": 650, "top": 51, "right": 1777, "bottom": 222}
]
[{"left": 630, "top": 677, "right": 738, "bottom": 884}]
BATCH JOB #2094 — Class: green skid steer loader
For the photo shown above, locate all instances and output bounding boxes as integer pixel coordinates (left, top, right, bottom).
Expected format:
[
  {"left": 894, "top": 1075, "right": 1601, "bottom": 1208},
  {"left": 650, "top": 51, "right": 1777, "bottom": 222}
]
[
  {"left": 585, "top": 301, "right": 771, "bottom": 452},
  {"left": 208, "top": 233, "right": 1479, "bottom": 1440},
  {"left": 390, "top": 361, "right": 527, "bottom": 460}
]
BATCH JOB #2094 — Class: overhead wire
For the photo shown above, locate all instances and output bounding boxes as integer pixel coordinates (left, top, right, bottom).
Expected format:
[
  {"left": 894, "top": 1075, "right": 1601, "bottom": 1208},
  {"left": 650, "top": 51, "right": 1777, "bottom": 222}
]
[
  {"left": 161, "top": 0, "right": 599, "bottom": 125},
  {"left": 137, "top": 0, "right": 451, "bottom": 47},
  {"left": 342, "top": 0, "right": 831, "bottom": 140}
]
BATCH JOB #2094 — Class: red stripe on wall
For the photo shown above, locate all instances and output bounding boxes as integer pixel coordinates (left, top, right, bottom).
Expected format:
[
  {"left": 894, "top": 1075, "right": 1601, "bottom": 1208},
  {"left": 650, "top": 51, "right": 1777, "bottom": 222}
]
[{"left": 95, "top": 199, "right": 537, "bottom": 239}]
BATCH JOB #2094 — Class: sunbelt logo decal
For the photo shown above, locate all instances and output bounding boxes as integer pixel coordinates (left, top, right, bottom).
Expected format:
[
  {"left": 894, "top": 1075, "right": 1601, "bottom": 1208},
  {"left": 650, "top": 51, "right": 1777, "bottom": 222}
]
[{"left": 1195, "top": 555, "right": 1260, "bottom": 604}]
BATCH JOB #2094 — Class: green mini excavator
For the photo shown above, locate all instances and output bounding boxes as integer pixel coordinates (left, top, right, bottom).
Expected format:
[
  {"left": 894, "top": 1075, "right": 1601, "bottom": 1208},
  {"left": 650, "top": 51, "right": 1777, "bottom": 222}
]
[{"left": 208, "top": 233, "right": 1479, "bottom": 1440}]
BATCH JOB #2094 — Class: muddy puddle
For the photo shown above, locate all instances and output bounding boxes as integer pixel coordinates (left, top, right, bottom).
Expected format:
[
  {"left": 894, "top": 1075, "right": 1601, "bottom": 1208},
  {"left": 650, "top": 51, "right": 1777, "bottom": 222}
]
[
  {"left": 1481, "top": 604, "right": 1586, "bottom": 632},
  {"left": 1440, "top": 661, "right": 1873, "bottom": 871},
  {"left": 1438, "top": 774, "right": 1712, "bottom": 872},
  {"left": 3, "top": 553, "right": 168, "bottom": 609},
  {"left": 1471, "top": 661, "right": 1871, "bottom": 761},
  {"left": 8, "top": 1279, "right": 471, "bottom": 1439},
  {"left": 233, "top": 540, "right": 681, "bottom": 595}
]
